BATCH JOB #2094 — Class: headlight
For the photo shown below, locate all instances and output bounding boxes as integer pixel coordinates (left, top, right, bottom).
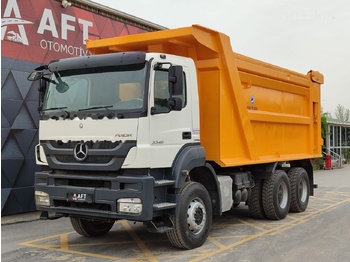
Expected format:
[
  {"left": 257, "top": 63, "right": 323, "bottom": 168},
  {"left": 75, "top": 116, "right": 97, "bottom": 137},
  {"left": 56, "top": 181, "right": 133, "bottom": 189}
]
[
  {"left": 117, "top": 198, "right": 142, "bottom": 214},
  {"left": 35, "top": 191, "right": 50, "bottom": 206}
]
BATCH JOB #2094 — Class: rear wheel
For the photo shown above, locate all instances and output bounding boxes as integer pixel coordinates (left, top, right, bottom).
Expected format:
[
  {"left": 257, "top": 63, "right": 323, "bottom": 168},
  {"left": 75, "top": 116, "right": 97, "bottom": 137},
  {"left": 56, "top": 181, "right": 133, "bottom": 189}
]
[
  {"left": 262, "top": 170, "right": 291, "bottom": 220},
  {"left": 70, "top": 217, "right": 115, "bottom": 237},
  {"left": 232, "top": 202, "right": 240, "bottom": 208},
  {"left": 166, "top": 182, "right": 212, "bottom": 249},
  {"left": 288, "top": 167, "right": 310, "bottom": 212},
  {"left": 248, "top": 179, "right": 266, "bottom": 219}
]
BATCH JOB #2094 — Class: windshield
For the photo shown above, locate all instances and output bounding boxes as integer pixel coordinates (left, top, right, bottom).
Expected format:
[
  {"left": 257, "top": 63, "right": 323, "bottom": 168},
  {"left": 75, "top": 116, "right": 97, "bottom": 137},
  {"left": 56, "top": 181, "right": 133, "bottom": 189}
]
[{"left": 42, "top": 63, "right": 148, "bottom": 119}]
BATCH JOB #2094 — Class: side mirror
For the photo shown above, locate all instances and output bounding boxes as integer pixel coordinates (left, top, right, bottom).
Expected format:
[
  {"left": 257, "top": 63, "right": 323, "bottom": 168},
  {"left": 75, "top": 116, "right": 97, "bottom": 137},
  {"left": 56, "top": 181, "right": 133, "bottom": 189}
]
[
  {"left": 56, "top": 82, "right": 69, "bottom": 93},
  {"left": 167, "top": 97, "right": 182, "bottom": 111},
  {"left": 168, "top": 65, "right": 183, "bottom": 95},
  {"left": 28, "top": 71, "right": 43, "bottom": 81}
]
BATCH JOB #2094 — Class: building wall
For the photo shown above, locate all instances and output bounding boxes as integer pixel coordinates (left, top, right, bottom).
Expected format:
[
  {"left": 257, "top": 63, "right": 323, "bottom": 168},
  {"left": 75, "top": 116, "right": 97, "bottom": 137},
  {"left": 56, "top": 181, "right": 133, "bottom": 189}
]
[
  {"left": 1, "top": 0, "right": 160, "bottom": 215},
  {"left": 324, "top": 118, "right": 350, "bottom": 166},
  {"left": 328, "top": 125, "right": 350, "bottom": 158}
]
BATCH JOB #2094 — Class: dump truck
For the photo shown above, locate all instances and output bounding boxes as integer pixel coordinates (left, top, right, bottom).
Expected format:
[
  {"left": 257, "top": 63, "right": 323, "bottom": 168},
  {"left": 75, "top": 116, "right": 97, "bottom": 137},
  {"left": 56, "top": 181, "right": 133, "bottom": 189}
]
[{"left": 28, "top": 25, "right": 323, "bottom": 249}]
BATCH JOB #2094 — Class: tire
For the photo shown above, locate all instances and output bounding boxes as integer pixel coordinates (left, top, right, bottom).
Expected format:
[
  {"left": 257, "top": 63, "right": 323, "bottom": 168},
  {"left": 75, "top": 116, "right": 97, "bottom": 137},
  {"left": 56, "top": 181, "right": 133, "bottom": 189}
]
[
  {"left": 232, "top": 202, "right": 240, "bottom": 208},
  {"left": 166, "top": 182, "right": 212, "bottom": 249},
  {"left": 288, "top": 167, "right": 310, "bottom": 212},
  {"left": 70, "top": 217, "right": 115, "bottom": 237},
  {"left": 247, "top": 179, "right": 266, "bottom": 219},
  {"left": 262, "top": 170, "right": 291, "bottom": 220}
]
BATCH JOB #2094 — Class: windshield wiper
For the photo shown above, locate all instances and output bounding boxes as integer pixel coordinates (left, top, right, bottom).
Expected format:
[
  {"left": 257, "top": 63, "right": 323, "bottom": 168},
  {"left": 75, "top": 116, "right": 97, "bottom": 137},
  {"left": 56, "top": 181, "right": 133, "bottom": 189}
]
[
  {"left": 78, "top": 105, "right": 117, "bottom": 119},
  {"left": 42, "top": 107, "right": 70, "bottom": 118},
  {"left": 78, "top": 105, "right": 113, "bottom": 112}
]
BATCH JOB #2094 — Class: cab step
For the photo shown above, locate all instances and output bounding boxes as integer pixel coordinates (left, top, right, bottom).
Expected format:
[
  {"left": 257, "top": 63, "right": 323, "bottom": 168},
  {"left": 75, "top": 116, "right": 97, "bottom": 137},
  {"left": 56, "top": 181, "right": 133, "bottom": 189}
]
[
  {"left": 145, "top": 216, "right": 174, "bottom": 233},
  {"left": 154, "top": 179, "right": 175, "bottom": 187},
  {"left": 153, "top": 202, "right": 176, "bottom": 211}
]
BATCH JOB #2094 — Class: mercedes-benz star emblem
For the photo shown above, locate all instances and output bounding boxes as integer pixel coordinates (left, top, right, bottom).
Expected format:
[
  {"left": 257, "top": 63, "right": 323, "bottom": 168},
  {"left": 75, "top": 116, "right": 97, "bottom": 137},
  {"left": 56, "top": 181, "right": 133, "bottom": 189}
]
[{"left": 74, "top": 143, "right": 89, "bottom": 162}]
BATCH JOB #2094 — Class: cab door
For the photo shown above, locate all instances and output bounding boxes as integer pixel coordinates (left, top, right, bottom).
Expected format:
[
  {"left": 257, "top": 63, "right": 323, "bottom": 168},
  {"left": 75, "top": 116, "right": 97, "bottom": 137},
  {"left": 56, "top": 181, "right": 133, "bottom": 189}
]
[{"left": 149, "top": 64, "right": 193, "bottom": 168}]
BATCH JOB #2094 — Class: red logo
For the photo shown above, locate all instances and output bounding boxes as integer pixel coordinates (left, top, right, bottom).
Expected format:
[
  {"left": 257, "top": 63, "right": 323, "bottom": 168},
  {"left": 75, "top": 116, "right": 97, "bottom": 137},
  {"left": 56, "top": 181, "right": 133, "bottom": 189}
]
[{"left": 1, "top": 0, "right": 147, "bottom": 63}]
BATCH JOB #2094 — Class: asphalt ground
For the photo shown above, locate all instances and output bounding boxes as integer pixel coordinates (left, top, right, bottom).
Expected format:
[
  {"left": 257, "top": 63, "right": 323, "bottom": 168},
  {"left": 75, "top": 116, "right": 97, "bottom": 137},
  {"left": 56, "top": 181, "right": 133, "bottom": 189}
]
[{"left": 2, "top": 164, "right": 350, "bottom": 262}]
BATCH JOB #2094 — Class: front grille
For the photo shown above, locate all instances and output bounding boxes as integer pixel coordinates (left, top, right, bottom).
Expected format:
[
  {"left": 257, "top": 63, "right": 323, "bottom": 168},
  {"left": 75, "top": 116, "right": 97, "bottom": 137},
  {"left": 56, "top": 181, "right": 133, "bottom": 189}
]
[
  {"left": 56, "top": 155, "right": 113, "bottom": 164},
  {"left": 41, "top": 139, "right": 136, "bottom": 171},
  {"left": 48, "top": 140, "right": 119, "bottom": 165}
]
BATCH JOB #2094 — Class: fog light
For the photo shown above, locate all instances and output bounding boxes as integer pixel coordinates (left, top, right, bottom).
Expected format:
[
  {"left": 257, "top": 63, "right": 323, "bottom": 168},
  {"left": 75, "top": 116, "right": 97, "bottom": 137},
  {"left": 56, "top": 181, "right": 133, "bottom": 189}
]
[
  {"left": 35, "top": 191, "right": 50, "bottom": 206},
  {"left": 117, "top": 198, "right": 142, "bottom": 214}
]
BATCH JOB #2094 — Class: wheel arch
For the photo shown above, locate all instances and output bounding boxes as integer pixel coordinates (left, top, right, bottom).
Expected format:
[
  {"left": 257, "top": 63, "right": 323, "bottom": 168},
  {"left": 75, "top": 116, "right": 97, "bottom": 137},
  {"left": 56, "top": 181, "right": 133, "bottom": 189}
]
[
  {"left": 189, "top": 163, "right": 221, "bottom": 216},
  {"left": 171, "top": 145, "right": 221, "bottom": 216},
  {"left": 171, "top": 144, "right": 206, "bottom": 188}
]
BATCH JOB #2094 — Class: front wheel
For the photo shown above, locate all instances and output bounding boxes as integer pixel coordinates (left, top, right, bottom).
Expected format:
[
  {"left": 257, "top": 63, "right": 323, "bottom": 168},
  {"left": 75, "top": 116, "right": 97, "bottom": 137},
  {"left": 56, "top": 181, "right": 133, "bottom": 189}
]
[
  {"left": 70, "top": 217, "right": 115, "bottom": 237},
  {"left": 166, "top": 182, "right": 212, "bottom": 249}
]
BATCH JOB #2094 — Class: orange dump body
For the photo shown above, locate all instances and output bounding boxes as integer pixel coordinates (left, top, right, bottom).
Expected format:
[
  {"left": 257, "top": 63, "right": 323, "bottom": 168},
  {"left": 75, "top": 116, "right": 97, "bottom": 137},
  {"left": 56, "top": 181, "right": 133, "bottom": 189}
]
[{"left": 87, "top": 25, "right": 323, "bottom": 167}]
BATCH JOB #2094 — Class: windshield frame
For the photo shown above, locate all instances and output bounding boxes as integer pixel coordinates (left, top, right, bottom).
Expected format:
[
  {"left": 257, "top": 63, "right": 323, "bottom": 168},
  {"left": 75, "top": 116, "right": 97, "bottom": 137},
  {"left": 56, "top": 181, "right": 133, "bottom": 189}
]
[{"left": 41, "top": 61, "right": 150, "bottom": 120}]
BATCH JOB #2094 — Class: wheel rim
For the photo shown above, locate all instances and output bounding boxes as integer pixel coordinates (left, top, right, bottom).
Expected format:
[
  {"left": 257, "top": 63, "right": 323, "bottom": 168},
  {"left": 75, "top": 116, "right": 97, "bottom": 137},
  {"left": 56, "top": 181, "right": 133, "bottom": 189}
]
[
  {"left": 298, "top": 177, "right": 308, "bottom": 202},
  {"left": 278, "top": 182, "right": 288, "bottom": 209},
  {"left": 187, "top": 198, "right": 206, "bottom": 234}
]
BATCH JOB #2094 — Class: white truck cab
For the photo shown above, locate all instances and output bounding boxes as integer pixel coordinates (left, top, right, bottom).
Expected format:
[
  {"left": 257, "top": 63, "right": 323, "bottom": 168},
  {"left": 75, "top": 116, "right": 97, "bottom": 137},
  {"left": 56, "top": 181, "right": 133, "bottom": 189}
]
[{"left": 30, "top": 51, "right": 214, "bottom": 249}]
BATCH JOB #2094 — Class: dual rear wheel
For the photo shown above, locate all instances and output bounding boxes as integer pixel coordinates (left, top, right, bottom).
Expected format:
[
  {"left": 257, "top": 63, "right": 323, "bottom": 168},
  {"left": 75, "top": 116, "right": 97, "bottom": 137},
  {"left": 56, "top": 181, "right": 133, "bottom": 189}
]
[
  {"left": 248, "top": 168, "right": 310, "bottom": 220},
  {"left": 288, "top": 167, "right": 310, "bottom": 212}
]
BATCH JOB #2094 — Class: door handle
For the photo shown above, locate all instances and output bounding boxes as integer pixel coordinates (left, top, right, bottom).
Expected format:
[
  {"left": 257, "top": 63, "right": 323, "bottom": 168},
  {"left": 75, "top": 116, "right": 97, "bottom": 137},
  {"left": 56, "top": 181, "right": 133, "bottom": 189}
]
[{"left": 182, "top": 132, "right": 192, "bottom": 140}]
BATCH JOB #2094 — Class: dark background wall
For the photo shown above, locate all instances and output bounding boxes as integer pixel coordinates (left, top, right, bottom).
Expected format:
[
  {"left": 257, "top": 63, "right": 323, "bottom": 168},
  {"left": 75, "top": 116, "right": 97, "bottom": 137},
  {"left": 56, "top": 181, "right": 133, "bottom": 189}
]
[
  {"left": 2, "top": 58, "right": 41, "bottom": 214},
  {"left": 1, "top": 0, "right": 157, "bottom": 215}
]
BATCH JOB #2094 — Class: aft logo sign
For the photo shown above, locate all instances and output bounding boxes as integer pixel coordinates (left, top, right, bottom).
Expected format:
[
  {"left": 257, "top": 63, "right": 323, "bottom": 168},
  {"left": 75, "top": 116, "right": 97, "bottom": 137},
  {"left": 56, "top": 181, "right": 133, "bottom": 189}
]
[
  {"left": 1, "top": 0, "right": 32, "bottom": 45},
  {"left": 72, "top": 193, "right": 87, "bottom": 202},
  {"left": 1, "top": 0, "right": 93, "bottom": 57},
  {"left": 1, "top": 0, "right": 146, "bottom": 64}
]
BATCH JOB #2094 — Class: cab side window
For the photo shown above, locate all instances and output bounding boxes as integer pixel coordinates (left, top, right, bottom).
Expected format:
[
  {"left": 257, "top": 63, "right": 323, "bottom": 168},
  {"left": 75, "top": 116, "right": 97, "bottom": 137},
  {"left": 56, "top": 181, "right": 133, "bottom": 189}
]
[
  {"left": 154, "top": 70, "right": 186, "bottom": 114},
  {"left": 154, "top": 70, "right": 170, "bottom": 113}
]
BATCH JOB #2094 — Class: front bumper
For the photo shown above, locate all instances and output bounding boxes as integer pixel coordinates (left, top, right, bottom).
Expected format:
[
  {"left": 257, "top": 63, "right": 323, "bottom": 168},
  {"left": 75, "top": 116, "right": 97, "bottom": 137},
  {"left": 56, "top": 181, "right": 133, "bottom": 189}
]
[{"left": 35, "top": 171, "right": 155, "bottom": 221}]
